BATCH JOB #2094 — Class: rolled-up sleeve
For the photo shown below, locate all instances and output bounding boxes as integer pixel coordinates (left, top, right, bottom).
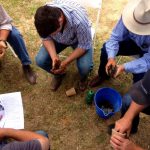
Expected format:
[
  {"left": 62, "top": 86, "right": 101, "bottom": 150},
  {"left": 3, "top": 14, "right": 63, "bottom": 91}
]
[{"left": 124, "top": 49, "right": 150, "bottom": 73}]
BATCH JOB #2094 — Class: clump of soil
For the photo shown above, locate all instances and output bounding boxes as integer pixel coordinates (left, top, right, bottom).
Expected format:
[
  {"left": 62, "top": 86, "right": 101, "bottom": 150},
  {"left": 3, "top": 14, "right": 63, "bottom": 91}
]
[
  {"left": 97, "top": 100, "right": 114, "bottom": 115},
  {"left": 107, "top": 65, "right": 117, "bottom": 78}
]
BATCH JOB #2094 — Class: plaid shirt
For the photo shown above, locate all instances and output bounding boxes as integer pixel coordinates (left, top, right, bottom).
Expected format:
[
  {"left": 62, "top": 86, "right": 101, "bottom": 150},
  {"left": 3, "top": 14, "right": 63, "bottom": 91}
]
[
  {"left": 0, "top": 5, "right": 12, "bottom": 30},
  {"left": 44, "top": 0, "right": 92, "bottom": 50},
  {"left": 106, "top": 17, "right": 150, "bottom": 74}
]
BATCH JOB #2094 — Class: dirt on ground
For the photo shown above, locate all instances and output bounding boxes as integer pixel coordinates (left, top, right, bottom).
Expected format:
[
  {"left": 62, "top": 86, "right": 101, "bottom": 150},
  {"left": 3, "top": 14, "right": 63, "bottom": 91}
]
[{"left": 0, "top": 0, "right": 150, "bottom": 150}]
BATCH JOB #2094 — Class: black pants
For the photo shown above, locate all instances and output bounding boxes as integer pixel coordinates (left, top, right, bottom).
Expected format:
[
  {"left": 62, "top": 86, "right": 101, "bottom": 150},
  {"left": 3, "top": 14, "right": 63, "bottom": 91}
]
[{"left": 98, "top": 39, "right": 146, "bottom": 83}]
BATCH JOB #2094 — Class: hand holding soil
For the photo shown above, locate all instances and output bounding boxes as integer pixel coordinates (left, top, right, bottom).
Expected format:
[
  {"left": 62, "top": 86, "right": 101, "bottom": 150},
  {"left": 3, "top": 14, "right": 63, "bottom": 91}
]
[
  {"left": 51, "top": 59, "right": 61, "bottom": 71},
  {"left": 107, "top": 64, "right": 117, "bottom": 78},
  {"left": 51, "top": 60, "right": 67, "bottom": 75}
]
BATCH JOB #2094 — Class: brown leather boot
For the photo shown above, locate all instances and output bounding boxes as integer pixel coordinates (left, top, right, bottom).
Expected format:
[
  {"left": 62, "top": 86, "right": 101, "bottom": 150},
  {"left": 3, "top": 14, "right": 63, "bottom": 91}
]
[
  {"left": 22, "top": 65, "right": 37, "bottom": 85},
  {"left": 50, "top": 75, "right": 64, "bottom": 91},
  {"left": 89, "top": 75, "right": 105, "bottom": 87}
]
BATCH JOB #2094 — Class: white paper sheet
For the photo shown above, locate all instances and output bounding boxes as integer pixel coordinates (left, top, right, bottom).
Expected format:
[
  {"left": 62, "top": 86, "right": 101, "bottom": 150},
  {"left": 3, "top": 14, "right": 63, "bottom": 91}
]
[{"left": 0, "top": 92, "right": 24, "bottom": 129}]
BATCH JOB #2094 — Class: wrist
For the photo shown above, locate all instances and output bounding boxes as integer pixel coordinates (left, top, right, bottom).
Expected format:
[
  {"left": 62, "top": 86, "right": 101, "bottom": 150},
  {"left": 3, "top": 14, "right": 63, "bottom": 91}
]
[
  {"left": 52, "top": 55, "right": 59, "bottom": 61},
  {"left": 108, "top": 58, "right": 115, "bottom": 61}
]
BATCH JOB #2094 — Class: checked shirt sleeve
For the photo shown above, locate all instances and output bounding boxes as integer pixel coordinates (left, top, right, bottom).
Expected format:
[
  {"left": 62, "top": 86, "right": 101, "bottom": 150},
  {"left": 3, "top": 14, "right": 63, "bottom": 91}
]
[{"left": 76, "top": 23, "right": 92, "bottom": 50}]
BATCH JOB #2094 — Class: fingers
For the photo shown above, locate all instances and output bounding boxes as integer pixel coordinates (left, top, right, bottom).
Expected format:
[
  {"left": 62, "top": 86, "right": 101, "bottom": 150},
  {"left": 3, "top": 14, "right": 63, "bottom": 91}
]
[
  {"left": 110, "top": 136, "right": 121, "bottom": 150},
  {"left": 105, "top": 58, "right": 116, "bottom": 76},
  {"left": 114, "top": 120, "right": 126, "bottom": 134},
  {"left": 52, "top": 68, "right": 65, "bottom": 74},
  {"left": 110, "top": 134, "right": 125, "bottom": 150},
  {"left": 52, "top": 59, "right": 61, "bottom": 70},
  {"left": 113, "top": 65, "right": 125, "bottom": 78},
  {"left": 51, "top": 64, "right": 66, "bottom": 74}
]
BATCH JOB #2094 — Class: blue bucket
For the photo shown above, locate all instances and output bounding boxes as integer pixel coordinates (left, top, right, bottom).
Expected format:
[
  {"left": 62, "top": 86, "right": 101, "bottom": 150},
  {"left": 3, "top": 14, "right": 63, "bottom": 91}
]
[{"left": 94, "top": 87, "right": 122, "bottom": 119}]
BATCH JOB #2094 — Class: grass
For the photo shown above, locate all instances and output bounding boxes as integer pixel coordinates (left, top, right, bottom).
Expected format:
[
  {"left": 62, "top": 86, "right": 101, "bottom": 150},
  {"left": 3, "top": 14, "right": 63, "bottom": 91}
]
[{"left": 0, "top": 0, "right": 150, "bottom": 150}]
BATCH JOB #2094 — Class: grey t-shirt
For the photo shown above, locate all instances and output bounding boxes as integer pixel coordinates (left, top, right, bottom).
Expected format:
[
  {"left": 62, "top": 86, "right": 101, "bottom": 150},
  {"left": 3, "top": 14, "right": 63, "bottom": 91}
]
[
  {"left": 1, "top": 140, "right": 42, "bottom": 150},
  {"left": 0, "top": 5, "right": 12, "bottom": 30}
]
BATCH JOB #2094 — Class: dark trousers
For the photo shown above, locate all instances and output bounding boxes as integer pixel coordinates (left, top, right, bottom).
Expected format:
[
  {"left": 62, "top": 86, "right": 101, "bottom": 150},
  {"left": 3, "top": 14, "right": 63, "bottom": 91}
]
[
  {"left": 121, "top": 94, "right": 150, "bottom": 131},
  {"left": 98, "top": 39, "right": 146, "bottom": 83}
]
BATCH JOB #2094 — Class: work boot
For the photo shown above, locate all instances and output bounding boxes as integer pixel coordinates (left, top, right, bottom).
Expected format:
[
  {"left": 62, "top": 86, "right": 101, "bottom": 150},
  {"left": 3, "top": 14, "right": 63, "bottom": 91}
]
[
  {"left": 50, "top": 75, "right": 64, "bottom": 91},
  {"left": 22, "top": 65, "right": 37, "bottom": 85},
  {"left": 89, "top": 75, "right": 105, "bottom": 87}
]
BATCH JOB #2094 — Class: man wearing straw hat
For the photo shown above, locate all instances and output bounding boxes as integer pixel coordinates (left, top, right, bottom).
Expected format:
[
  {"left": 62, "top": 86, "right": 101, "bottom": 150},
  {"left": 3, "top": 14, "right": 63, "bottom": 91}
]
[
  {"left": 89, "top": 0, "right": 150, "bottom": 87},
  {"left": 110, "top": 69, "right": 150, "bottom": 150}
]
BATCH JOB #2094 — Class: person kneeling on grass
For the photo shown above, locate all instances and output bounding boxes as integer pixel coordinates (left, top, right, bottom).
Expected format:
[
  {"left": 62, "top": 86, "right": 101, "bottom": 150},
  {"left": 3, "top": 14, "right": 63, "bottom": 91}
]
[
  {"left": 34, "top": 0, "right": 93, "bottom": 91},
  {"left": 0, "top": 5, "right": 36, "bottom": 84},
  {"left": 0, "top": 128, "right": 50, "bottom": 150},
  {"left": 110, "top": 69, "right": 150, "bottom": 150},
  {"left": 89, "top": 0, "right": 150, "bottom": 87}
]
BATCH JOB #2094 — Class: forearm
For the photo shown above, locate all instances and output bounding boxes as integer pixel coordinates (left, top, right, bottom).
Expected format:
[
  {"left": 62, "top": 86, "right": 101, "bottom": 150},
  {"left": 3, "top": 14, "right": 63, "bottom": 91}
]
[
  {"left": 123, "top": 101, "right": 145, "bottom": 121},
  {"left": 0, "top": 29, "right": 10, "bottom": 41},
  {"left": 43, "top": 40, "right": 57, "bottom": 60},
  {"left": 64, "top": 48, "right": 86, "bottom": 65},
  {"left": 3, "top": 129, "right": 42, "bottom": 141}
]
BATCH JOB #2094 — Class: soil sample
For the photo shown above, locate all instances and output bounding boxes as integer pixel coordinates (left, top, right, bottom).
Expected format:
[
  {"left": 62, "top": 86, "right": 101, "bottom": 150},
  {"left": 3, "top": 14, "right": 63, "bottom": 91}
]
[
  {"left": 107, "top": 65, "right": 117, "bottom": 78},
  {"left": 97, "top": 100, "right": 114, "bottom": 115},
  {"left": 52, "top": 59, "right": 61, "bottom": 71}
]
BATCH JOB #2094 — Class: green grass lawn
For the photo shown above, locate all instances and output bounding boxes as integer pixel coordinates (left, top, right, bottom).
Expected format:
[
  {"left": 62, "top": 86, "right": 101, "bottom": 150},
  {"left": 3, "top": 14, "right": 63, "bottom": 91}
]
[{"left": 0, "top": 0, "right": 150, "bottom": 149}]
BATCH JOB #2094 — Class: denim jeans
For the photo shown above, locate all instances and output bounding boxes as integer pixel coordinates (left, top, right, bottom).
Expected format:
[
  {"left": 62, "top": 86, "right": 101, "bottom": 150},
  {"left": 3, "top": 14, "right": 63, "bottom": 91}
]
[
  {"left": 36, "top": 41, "right": 93, "bottom": 79},
  {"left": 98, "top": 39, "right": 145, "bottom": 83},
  {"left": 121, "top": 94, "right": 150, "bottom": 130},
  {"left": 35, "top": 130, "right": 49, "bottom": 138},
  {"left": 7, "top": 26, "right": 31, "bottom": 65}
]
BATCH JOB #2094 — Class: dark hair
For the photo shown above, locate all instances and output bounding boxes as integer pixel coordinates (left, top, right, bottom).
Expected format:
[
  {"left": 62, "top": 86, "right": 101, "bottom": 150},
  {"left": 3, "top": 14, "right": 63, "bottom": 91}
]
[{"left": 34, "top": 5, "right": 62, "bottom": 38}]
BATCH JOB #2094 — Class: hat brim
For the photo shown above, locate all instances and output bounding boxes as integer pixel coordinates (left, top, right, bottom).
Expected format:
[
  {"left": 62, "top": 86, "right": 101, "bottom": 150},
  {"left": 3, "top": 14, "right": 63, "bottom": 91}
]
[
  {"left": 129, "top": 80, "right": 149, "bottom": 105},
  {"left": 122, "top": 0, "right": 150, "bottom": 35}
]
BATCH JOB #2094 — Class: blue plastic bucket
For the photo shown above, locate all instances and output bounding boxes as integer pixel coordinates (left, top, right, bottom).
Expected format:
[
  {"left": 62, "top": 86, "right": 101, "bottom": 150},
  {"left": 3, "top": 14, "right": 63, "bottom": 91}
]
[{"left": 94, "top": 87, "right": 122, "bottom": 119}]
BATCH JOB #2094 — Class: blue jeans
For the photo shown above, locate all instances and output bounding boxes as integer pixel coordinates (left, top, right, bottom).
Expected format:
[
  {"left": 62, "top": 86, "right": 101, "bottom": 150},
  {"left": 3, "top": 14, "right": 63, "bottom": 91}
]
[
  {"left": 36, "top": 130, "right": 49, "bottom": 138},
  {"left": 121, "top": 94, "right": 150, "bottom": 130},
  {"left": 7, "top": 26, "right": 31, "bottom": 65},
  {"left": 98, "top": 39, "right": 146, "bottom": 83},
  {"left": 36, "top": 41, "right": 93, "bottom": 80}
]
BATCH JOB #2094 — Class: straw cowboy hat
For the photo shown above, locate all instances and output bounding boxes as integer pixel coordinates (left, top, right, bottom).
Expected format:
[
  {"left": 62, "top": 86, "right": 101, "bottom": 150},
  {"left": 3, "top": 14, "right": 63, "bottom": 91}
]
[{"left": 122, "top": 0, "right": 150, "bottom": 35}]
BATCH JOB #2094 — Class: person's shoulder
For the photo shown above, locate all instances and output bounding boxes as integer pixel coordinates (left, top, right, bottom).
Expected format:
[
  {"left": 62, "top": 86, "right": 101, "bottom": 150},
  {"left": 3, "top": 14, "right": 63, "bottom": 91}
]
[{"left": 2, "top": 140, "right": 42, "bottom": 150}]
